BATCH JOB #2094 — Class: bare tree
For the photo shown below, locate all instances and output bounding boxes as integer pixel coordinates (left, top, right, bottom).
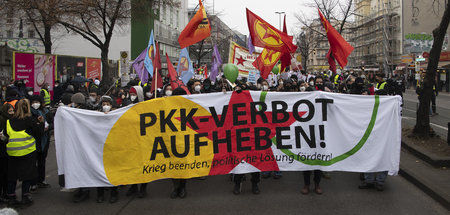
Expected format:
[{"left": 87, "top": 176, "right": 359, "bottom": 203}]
[
  {"left": 294, "top": 0, "right": 353, "bottom": 72},
  {"left": 414, "top": 0, "right": 450, "bottom": 137},
  {"left": 2, "top": 0, "right": 66, "bottom": 54},
  {"left": 58, "top": 0, "right": 178, "bottom": 85}
]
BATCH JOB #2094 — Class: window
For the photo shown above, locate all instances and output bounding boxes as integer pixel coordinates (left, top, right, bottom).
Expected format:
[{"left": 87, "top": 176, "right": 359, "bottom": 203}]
[
  {"left": 28, "top": 30, "right": 35, "bottom": 38},
  {"left": 170, "top": 7, "right": 173, "bottom": 26},
  {"left": 176, "top": 10, "right": 179, "bottom": 29},
  {"left": 7, "top": 30, "right": 13, "bottom": 38}
]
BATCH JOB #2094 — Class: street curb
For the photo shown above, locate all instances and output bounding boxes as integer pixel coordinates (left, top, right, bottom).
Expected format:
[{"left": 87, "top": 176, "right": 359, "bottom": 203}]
[
  {"left": 399, "top": 167, "right": 450, "bottom": 211},
  {"left": 401, "top": 141, "right": 450, "bottom": 167}
]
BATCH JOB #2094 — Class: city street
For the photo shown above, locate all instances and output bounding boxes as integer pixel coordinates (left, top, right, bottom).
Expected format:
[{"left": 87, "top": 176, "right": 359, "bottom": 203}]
[
  {"left": 402, "top": 88, "right": 450, "bottom": 138},
  {"left": 11, "top": 126, "right": 449, "bottom": 214}
]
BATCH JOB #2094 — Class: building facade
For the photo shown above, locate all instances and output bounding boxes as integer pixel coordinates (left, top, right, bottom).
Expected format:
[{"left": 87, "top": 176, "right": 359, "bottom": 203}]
[
  {"left": 0, "top": 0, "right": 189, "bottom": 74},
  {"left": 350, "top": 0, "right": 403, "bottom": 74}
]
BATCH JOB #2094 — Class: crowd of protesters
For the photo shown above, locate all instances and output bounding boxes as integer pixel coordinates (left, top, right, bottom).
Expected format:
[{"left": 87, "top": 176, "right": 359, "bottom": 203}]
[{"left": 0, "top": 67, "right": 410, "bottom": 209}]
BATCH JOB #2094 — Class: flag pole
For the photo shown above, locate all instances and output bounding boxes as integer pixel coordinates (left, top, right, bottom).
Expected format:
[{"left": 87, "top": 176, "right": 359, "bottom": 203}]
[{"left": 154, "top": 68, "right": 158, "bottom": 98}]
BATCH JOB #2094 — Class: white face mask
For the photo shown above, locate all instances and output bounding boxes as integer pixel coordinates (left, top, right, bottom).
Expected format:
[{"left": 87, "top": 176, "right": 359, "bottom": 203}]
[
  {"left": 71, "top": 103, "right": 76, "bottom": 108},
  {"left": 257, "top": 84, "right": 261, "bottom": 89},
  {"left": 102, "top": 105, "right": 111, "bottom": 112},
  {"left": 32, "top": 103, "right": 40, "bottom": 109},
  {"left": 165, "top": 90, "right": 172, "bottom": 96},
  {"left": 130, "top": 95, "right": 137, "bottom": 101},
  {"left": 194, "top": 85, "right": 201, "bottom": 92},
  {"left": 145, "top": 92, "right": 152, "bottom": 98},
  {"left": 121, "top": 95, "right": 126, "bottom": 100},
  {"left": 262, "top": 85, "right": 269, "bottom": 91},
  {"left": 28, "top": 91, "right": 33, "bottom": 96},
  {"left": 55, "top": 84, "right": 59, "bottom": 87},
  {"left": 300, "top": 86, "right": 306, "bottom": 92},
  {"left": 309, "top": 81, "right": 314, "bottom": 86},
  {"left": 89, "top": 96, "right": 96, "bottom": 102}
]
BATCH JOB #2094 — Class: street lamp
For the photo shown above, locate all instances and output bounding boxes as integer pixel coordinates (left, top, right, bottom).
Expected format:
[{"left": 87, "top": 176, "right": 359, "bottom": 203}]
[{"left": 275, "top": 11, "right": 285, "bottom": 30}]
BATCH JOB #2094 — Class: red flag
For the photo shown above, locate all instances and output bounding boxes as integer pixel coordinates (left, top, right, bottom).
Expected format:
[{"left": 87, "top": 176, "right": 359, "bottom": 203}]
[
  {"left": 151, "top": 42, "right": 163, "bottom": 92},
  {"left": 318, "top": 9, "right": 354, "bottom": 68},
  {"left": 153, "top": 41, "right": 161, "bottom": 71},
  {"left": 166, "top": 54, "right": 191, "bottom": 95},
  {"left": 246, "top": 8, "right": 297, "bottom": 53},
  {"left": 326, "top": 49, "right": 337, "bottom": 73},
  {"left": 252, "top": 48, "right": 281, "bottom": 79},
  {"left": 178, "top": 0, "right": 211, "bottom": 48},
  {"left": 280, "top": 14, "right": 292, "bottom": 73},
  {"left": 203, "top": 65, "right": 208, "bottom": 79}
]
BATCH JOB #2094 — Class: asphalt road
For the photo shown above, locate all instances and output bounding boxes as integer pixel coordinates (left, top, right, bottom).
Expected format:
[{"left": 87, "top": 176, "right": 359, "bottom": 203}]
[
  {"left": 402, "top": 89, "right": 450, "bottom": 138},
  {"left": 4, "top": 89, "right": 450, "bottom": 214},
  {"left": 9, "top": 143, "right": 449, "bottom": 215}
]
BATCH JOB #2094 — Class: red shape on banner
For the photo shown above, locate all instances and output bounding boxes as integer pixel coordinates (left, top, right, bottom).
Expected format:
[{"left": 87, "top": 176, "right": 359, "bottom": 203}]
[{"left": 179, "top": 91, "right": 307, "bottom": 175}]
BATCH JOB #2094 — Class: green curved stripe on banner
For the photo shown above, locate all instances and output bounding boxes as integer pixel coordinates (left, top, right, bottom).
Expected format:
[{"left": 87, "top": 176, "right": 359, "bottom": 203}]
[{"left": 259, "top": 92, "right": 380, "bottom": 166}]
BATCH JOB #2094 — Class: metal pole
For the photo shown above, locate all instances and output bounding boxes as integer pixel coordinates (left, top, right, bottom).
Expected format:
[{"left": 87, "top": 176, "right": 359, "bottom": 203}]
[{"left": 275, "top": 12, "right": 285, "bottom": 30}]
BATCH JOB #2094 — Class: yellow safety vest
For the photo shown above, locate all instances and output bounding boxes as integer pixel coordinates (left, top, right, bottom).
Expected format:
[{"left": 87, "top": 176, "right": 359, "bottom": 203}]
[
  {"left": 41, "top": 89, "right": 51, "bottom": 105},
  {"left": 334, "top": 75, "right": 339, "bottom": 84},
  {"left": 377, "top": 81, "right": 386, "bottom": 90},
  {"left": 6, "top": 120, "right": 36, "bottom": 157}
]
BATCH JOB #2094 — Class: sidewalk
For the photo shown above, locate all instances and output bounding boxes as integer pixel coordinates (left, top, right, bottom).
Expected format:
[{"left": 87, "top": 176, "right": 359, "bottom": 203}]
[{"left": 399, "top": 142, "right": 450, "bottom": 210}]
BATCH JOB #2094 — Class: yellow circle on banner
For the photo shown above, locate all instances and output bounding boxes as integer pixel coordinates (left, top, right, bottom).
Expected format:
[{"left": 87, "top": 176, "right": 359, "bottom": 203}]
[
  {"left": 103, "top": 96, "right": 214, "bottom": 186},
  {"left": 254, "top": 20, "right": 283, "bottom": 47}
]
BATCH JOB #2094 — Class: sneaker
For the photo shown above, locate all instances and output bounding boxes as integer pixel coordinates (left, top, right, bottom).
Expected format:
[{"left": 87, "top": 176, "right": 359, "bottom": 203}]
[
  {"left": 178, "top": 187, "right": 186, "bottom": 199},
  {"left": 60, "top": 187, "right": 75, "bottom": 192},
  {"left": 37, "top": 182, "right": 51, "bottom": 188},
  {"left": 30, "top": 185, "right": 38, "bottom": 193},
  {"left": 126, "top": 185, "right": 138, "bottom": 196},
  {"left": 252, "top": 183, "right": 260, "bottom": 195},
  {"left": 73, "top": 189, "right": 90, "bottom": 203},
  {"left": 233, "top": 183, "right": 241, "bottom": 195},
  {"left": 21, "top": 194, "right": 34, "bottom": 208},
  {"left": 170, "top": 189, "right": 179, "bottom": 199},
  {"left": 358, "top": 182, "right": 374, "bottom": 189},
  {"left": 7, "top": 196, "right": 21, "bottom": 208}
]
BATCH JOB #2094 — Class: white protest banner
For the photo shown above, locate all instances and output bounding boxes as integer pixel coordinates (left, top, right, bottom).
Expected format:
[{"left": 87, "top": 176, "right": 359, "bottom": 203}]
[
  {"left": 228, "top": 42, "right": 260, "bottom": 77},
  {"left": 55, "top": 91, "right": 402, "bottom": 188}
]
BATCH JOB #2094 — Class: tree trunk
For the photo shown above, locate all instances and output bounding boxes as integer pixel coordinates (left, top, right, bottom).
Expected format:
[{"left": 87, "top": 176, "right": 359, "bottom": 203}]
[
  {"left": 44, "top": 25, "right": 52, "bottom": 54},
  {"left": 101, "top": 47, "right": 112, "bottom": 86},
  {"left": 413, "top": 1, "right": 450, "bottom": 137}
]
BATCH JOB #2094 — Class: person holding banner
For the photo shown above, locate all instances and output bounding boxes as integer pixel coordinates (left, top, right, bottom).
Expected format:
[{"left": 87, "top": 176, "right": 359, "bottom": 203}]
[
  {"left": 126, "top": 86, "right": 147, "bottom": 198},
  {"left": 96, "top": 96, "right": 119, "bottom": 203},
  {"left": 169, "top": 87, "right": 189, "bottom": 199},
  {"left": 70, "top": 93, "right": 91, "bottom": 203},
  {"left": 4, "top": 99, "right": 44, "bottom": 208}
]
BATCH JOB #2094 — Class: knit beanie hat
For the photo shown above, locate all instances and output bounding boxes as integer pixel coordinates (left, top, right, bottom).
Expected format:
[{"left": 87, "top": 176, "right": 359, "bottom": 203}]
[
  {"left": 71, "top": 93, "right": 86, "bottom": 104},
  {"left": 129, "top": 87, "right": 137, "bottom": 94}
]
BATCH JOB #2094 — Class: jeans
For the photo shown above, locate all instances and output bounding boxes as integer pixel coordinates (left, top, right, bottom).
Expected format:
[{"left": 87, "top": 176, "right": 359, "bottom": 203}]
[
  {"left": 7, "top": 180, "right": 32, "bottom": 196},
  {"left": 364, "top": 171, "right": 388, "bottom": 185}
]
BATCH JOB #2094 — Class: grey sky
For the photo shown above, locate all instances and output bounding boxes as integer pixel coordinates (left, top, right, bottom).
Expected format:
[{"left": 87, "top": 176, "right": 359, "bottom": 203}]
[{"left": 188, "top": 0, "right": 314, "bottom": 37}]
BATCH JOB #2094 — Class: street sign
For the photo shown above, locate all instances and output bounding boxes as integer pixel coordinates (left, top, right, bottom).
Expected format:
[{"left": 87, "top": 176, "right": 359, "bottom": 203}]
[{"left": 415, "top": 61, "right": 420, "bottom": 72}]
